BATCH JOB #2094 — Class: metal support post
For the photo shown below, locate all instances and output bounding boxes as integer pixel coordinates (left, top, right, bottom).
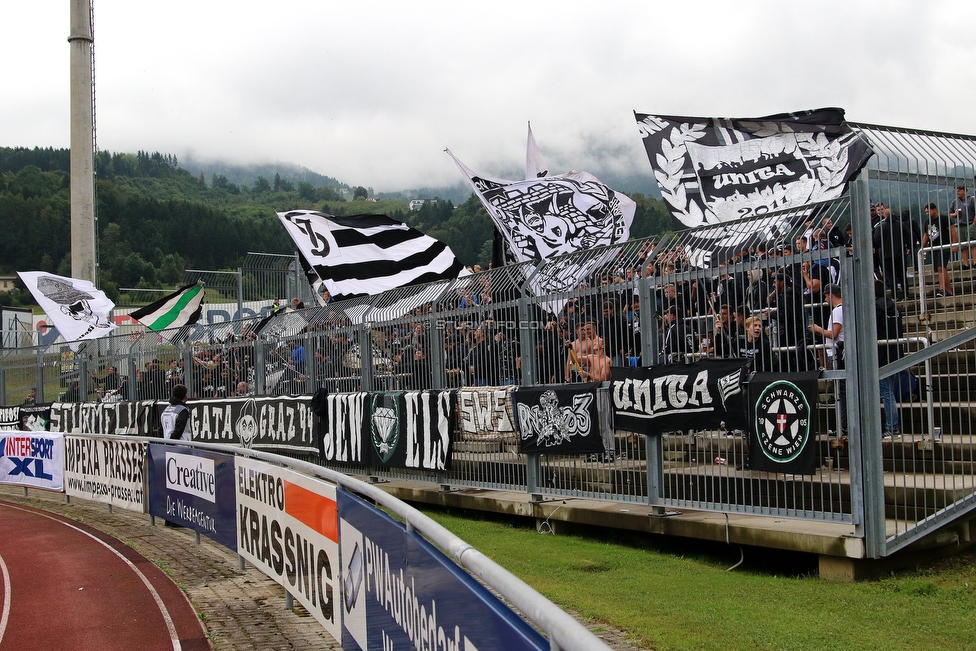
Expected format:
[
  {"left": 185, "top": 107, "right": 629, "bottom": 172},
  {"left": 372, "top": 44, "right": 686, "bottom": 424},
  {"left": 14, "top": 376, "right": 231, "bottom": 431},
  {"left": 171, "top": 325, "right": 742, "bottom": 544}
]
[
  {"left": 428, "top": 315, "right": 446, "bottom": 390},
  {"left": 849, "top": 175, "right": 885, "bottom": 558},
  {"left": 35, "top": 347, "right": 46, "bottom": 404},
  {"left": 359, "top": 322, "right": 373, "bottom": 391},
  {"left": 517, "top": 297, "right": 538, "bottom": 386},
  {"left": 237, "top": 267, "right": 244, "bottom": 319},
  {"left": 526, "top": 454, "right": 543, "bottom": 502},
  {"left": 645, "top": 435, "right": 666, "bottom": 514},
  {"left": 285, "top": 591, "right": 294, "bottom": 610}
]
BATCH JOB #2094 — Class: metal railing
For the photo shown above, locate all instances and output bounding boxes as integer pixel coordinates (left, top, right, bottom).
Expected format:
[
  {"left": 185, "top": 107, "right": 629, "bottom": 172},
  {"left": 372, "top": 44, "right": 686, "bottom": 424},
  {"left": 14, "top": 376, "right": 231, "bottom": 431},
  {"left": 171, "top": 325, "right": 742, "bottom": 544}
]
[{"left": 64, "top": 435, "right": 615, "bottom": 651}]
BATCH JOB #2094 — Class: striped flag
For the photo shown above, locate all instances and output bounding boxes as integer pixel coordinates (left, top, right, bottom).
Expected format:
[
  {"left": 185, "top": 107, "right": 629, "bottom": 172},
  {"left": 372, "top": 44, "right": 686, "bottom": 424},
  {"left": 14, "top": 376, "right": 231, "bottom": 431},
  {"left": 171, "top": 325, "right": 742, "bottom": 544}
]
[
  {"left": 130, "top": 282, "right": 205, "bottom": 331},
  {"left": 276, "top": 210, "right": 468, "bottom": 302}
]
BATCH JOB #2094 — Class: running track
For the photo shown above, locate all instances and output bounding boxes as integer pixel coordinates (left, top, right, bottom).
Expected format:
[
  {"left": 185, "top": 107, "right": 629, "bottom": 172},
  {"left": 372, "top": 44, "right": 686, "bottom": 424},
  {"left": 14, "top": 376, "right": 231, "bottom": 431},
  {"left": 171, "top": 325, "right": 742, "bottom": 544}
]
[{"left": 0, "top": 500, "right": 209, "bottom": 651}]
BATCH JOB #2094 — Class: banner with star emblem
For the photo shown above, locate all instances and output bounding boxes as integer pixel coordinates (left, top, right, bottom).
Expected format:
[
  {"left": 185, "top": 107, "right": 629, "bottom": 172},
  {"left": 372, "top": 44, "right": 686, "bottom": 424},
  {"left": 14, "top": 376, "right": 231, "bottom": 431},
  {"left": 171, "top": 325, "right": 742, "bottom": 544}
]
[
  {"left": 513, "top": 383, "right": 605, "bottom": 455},
  {"left": 748, "top": 372, "right": 820, "bottom": 474},
  {"left": 368, "top": 390, "right": 456, "bottom": 471}
]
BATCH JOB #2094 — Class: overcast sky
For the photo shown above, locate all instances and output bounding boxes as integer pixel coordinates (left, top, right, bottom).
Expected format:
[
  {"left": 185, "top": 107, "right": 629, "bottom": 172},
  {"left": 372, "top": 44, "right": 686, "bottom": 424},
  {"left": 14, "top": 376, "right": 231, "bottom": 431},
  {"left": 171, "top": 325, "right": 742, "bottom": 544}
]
[{"left": 3, "top": 1, "right": 974, "bottom": 192}]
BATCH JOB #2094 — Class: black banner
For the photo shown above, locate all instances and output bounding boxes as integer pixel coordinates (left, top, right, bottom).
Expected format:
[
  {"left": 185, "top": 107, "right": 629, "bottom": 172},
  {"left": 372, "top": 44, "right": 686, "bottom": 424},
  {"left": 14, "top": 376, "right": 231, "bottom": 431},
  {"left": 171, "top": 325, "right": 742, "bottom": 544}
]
[
  {"left": 0, "top": 405, "right": 53, "bottom": 431},
  {"left": 50, "top": 401, "right": 160, "bottom": 436},
  {"left": 18, "top": 404, "right": 52, "bottom": 431},
  {"left": 190, "top": 395, "right": 317, "bottom": 453},
  {"left": 321, "top": 391, "right": 368, "bottom": 465},
  {"left": 0, "top": 406, "right": 19, "bottom": 429},
  {"left": 514, "top": 383, "right": 604, "bottom": 455},
  {"left": 747, "top": 372, "right": 820, "bottom": 474},
  {"left": 610, "top": 360, "right": 750, "bottom": 434},
  {"left": 48, "top": 396, "right": 317, "bottom": 454},
  {"left": 368, "top": 390, "right": 455, "bottom": 471}
]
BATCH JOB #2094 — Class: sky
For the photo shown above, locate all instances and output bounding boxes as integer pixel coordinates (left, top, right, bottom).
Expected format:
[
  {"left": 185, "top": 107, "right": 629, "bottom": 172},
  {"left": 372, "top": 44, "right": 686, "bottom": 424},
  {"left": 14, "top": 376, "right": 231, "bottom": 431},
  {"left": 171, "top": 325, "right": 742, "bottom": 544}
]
[{"left": 3, "top": 1, "right": 975, "bottom": 193}]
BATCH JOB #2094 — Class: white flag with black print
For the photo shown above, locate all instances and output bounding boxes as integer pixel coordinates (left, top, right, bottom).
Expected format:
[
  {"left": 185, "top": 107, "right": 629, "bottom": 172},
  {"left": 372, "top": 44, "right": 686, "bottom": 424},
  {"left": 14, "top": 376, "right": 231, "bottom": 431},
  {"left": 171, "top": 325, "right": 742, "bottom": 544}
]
[
  {"left": 276, "top": 210, "right": 468, "bottom": 302},
  {"left": 447, "top": 148, "right": 635, "bottom": 306},
  {"left": 634, "top": 107, "right": 872, "bottom": 266},
  {"left": 18, "top": 272, "right": 117, "bottom": 350}
]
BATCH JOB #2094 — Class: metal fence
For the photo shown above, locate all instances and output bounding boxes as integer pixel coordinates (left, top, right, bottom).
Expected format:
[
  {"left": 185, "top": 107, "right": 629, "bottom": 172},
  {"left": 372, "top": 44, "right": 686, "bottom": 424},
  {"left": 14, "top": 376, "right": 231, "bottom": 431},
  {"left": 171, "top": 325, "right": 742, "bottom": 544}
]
[{"left": 5, "top": 123, "right": 976, "bottom": 558}]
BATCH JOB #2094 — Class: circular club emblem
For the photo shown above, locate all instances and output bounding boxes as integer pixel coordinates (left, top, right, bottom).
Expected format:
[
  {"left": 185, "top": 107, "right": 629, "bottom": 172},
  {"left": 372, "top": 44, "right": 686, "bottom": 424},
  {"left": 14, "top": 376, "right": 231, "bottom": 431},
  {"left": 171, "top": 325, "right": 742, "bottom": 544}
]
[{"left": 754, "top": 380, "right": 811, "bottom": 463}]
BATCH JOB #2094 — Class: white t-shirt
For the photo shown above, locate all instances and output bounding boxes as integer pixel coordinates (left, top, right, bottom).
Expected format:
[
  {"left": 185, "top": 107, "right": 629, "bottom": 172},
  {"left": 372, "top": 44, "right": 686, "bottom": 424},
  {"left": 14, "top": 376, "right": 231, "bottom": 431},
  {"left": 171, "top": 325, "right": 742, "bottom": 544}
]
[{"left": 826, "top": 304, "right": 844, "bottom": 358}]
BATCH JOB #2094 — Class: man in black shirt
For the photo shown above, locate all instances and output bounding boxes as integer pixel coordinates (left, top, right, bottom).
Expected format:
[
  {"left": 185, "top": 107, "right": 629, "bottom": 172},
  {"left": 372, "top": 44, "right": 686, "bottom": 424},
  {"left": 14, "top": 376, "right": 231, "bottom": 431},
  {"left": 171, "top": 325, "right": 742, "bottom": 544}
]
[
  {"left": 767, "top": 273, "right": 811, "bottom": 372},
  {"left": 921, "top": 203, "right": 957, "bottom": 298}
]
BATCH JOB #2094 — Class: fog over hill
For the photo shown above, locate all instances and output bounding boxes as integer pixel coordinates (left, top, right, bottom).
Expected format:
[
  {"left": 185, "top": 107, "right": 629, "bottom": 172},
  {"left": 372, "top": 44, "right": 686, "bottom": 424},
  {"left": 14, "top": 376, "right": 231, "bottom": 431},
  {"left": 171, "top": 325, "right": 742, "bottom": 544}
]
[{"left": 178, "top": 156, "right": 662, "bottom": 205}]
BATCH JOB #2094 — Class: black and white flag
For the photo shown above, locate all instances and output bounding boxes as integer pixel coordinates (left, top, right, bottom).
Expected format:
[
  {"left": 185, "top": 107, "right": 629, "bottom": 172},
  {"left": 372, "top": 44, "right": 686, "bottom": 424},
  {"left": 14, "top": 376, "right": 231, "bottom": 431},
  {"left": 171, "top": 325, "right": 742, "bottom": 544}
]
[
  {"left": 18, "top": 272, "right": 117, "bottom": 350},
  {"left": 514, "top": 383, "right": 604, "bottom": 455},
  {"left": 611, "top": 360, "right": 750, "bottom": 434},
  {"left": 634, "top": 108, "right": 872, "bottom": 266},
  {"left": 277, "top": 210, "right": 467, "bottom": 303},
  {"left": 447, "top": 147, "right": 635, "bottom": 306}
]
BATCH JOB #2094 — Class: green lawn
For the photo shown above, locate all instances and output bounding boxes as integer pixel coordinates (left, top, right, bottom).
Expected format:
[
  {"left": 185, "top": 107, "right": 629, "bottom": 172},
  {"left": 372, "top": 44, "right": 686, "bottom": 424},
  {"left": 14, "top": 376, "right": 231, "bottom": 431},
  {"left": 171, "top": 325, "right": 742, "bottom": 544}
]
[{"left": 421, "top": 507, "right": 976, "bottom": 651}]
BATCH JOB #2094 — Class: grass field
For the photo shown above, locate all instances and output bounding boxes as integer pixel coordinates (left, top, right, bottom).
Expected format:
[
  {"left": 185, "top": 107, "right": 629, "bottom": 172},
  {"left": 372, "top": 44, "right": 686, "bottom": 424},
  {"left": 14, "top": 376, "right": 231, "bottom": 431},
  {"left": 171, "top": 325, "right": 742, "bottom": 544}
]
[{"left": 420, "top": 506, "right": 976, "bottom": 651}]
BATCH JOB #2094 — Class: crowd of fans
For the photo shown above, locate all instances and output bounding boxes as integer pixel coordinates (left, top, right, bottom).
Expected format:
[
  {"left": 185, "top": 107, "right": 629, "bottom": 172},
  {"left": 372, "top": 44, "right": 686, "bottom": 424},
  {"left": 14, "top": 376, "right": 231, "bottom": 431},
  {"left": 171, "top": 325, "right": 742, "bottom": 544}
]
[{"left": 69, "top": 191, "right": 973, "bottom": 421}]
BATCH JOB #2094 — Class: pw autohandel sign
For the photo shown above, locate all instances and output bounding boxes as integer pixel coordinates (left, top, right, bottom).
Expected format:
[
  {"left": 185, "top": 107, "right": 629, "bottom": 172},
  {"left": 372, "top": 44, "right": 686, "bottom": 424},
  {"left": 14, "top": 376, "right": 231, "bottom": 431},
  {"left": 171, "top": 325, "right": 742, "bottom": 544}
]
[
  {"left": 338, "top": 488, "right": 548, "bottom": 651},
  {"left": 147, "top": 444, "right": 237, "bottom": 550}
]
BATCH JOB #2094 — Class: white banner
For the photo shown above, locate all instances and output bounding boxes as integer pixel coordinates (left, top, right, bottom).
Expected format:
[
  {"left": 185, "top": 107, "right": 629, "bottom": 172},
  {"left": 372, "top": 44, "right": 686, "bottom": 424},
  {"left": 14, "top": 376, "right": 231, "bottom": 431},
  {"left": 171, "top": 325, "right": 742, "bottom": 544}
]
[
  {"left": 64, "top": 437, "right": 146, "bottom": 512},
  {"left": 0, "top": 431, "right": 65, "bottom": 491},
  {"left": 235, "top": 457, "right": 341, "bottom": 643}
]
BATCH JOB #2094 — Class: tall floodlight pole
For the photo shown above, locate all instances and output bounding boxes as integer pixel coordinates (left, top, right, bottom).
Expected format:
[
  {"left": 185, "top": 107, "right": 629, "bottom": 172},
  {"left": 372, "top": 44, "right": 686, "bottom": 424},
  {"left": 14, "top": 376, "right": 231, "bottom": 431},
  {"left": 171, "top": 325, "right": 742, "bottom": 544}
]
[{"left": 69, "top": 0, "right": 97, "bottom": 284}]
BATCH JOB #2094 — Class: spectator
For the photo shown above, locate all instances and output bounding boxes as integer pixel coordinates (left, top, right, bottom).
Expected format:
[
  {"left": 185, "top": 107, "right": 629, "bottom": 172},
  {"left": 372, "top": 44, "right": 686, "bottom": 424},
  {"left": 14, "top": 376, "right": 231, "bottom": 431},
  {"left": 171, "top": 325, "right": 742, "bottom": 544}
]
[
  {"left": 466, "top": 326, "right": 496, "bottom": 386},
  {"left": 537, "top": 318, "right": 570, "bottom": 384},
  {"left": 876, "top": 280, "right": 903, "bottom": 437},
  {"left": 658, "top": 306, "right": 694, "bottom": 365},
  {"left": 289, "top": 339, "right": 306, "bottom": 373},
  {"left": 872, "top": 202, "right": 912, "bottom": 299},
  {"left": 809, "top": 284, "right": 846, "bottom": 434},
  {"left": 63, "top": 379, "right": 81, "bottom": 403},
  {"left": 291, "top": 297, "right": 305, "bottom": 310},
  {"left": 949, "top": 185, "right": 976, "bottom": 269},
  {"left": 144, "top": 359, "right": 167, "bottom": 400},
  {"left": 89, "top": 365, "right": 125, "bottom": 399},
  {"left": 165, "top": 359, "right": 183, "bottom": 386},
  {"left": 921, "top": 203, "right": 957, "bottom": 298},
  {"left": 23, "top": 387, "right": 37, "bottom": 405},
  {"left": 565, "top": 319, "right": 611, "bottom": 382},
  {"left": 767, "top": 273, "right": 812, "bottom": 371},
  {"left": 492, "top": 329, "right": 520, "bottom": 386},
  {"left": 737, "top": 316, "right": 774, "bottom": 372}
]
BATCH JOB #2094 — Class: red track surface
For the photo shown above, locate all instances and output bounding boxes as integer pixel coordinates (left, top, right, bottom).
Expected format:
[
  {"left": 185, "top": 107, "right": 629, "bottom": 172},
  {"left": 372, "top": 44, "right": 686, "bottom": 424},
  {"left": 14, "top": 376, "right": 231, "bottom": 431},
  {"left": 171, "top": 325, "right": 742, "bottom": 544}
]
[{"left": 0, "top": 500, "right": 209, "bottom": 651}]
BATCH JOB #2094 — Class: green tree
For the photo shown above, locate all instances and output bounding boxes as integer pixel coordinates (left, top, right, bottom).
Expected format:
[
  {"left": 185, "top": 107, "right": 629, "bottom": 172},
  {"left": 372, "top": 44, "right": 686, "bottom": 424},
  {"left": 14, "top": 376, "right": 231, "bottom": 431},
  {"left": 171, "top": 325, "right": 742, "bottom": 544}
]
[
  {"left": 297, "top": 181, "right": 316, "bottom": 202},
  {"left": 353, "top": 186, "right": 368, "bottom": 200},
  {"left": 254, "top": 176, "right": 271, "bottom": 193}
]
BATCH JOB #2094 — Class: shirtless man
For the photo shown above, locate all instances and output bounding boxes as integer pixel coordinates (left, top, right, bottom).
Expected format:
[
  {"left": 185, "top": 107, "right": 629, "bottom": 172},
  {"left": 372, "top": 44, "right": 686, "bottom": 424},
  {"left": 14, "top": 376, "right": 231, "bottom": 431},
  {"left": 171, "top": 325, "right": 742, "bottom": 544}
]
[{"left": 565, "top": 319, "right": 612, "bottom": 382}]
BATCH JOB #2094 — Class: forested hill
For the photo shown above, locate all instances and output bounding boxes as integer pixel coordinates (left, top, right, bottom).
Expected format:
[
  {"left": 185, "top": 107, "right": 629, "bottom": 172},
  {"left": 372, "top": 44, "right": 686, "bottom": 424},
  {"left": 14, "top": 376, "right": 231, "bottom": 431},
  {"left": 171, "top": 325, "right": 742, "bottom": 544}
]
[{"left": 0, "top": 146, "right": 672, "bottom": 305}]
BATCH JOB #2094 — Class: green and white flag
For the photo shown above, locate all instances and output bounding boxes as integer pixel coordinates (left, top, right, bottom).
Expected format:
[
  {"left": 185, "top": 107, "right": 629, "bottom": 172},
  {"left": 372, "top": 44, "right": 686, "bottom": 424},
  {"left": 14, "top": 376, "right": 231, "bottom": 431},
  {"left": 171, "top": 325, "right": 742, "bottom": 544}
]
[{"left": 130, "top": 282, "right": 205, "bottom": 331}]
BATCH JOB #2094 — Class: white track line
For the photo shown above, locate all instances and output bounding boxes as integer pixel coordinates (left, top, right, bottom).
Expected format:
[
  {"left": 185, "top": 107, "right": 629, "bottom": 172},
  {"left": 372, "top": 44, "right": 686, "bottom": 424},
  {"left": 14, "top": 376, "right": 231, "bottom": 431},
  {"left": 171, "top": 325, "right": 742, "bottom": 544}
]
[
  {"left": 0, "top": 550, "right": 10, "bottom": 646},
  {"left": 0, "top": 503, "right": 182, "bottom": 651}
]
